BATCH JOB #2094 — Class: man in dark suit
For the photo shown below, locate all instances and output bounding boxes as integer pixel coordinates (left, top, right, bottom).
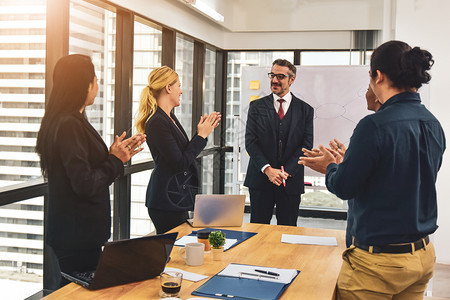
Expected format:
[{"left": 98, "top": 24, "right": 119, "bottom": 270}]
[{"left": 244, "top": 59, "right": 314, "bottom": 226}]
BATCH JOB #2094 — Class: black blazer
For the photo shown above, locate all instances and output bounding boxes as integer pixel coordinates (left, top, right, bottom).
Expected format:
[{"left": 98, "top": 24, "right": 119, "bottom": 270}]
[
  {"left": 46, "top": 112, "right": 124, "bottom": 250},
  {"left": 244, "top": 93, "right": 314, "bottom": 195},
  {"left": 145, "top": 108, "right": 206, "bottom": 211}
]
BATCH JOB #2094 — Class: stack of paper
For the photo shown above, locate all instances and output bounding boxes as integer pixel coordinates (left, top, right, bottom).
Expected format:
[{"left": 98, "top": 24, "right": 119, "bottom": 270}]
[
  {"left": 218, "top": 263, "right": 298, "bottom": 284},
  {"left": 163, "top": 267, "right": 208, "bottom": 282},
  {"left": 192, "top": 263, "right": 300, "bottom": 300},
  {"left": 281, "top": 234, "right": 337, "bottom": 246}
]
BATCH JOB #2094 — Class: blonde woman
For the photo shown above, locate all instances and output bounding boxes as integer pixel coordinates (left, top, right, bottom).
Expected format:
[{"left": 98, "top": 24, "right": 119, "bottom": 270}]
[{"left": 136, "top": 66, "right": 220, "bottom": 234}]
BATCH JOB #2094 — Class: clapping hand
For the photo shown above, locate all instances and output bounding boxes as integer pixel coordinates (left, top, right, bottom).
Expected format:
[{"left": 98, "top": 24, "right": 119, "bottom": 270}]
[
  {"left": 110, "top": 132, "right": 146, "bottom": 163},
  {"left": 328, "top": 138, "right": 346, "bottom": 164},
  {"left": 197, "top": 112, "right": 221, "bottom": 138},
  {"left": 298, "top": 145, "right": 336, "bottom": 174}
]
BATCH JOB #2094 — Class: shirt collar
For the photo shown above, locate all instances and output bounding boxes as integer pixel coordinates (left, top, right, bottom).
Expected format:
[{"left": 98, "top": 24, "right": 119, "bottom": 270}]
[
  {"left": 272, "top": 92, "right": 292, "bottom": 104},
  {"left": 378, "top": 92, "right": 421, "bottom": 112}
]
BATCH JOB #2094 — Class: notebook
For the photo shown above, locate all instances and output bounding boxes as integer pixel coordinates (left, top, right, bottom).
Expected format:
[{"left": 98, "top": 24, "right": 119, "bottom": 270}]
[
  {"left": 61, "top": 232, "right": 178, "bottom": 290},
  {"left": 186, "top": 194, "right": 245, "bottom": 227}
]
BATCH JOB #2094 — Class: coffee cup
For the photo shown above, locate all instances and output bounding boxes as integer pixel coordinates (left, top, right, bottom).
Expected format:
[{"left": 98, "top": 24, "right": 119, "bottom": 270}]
[
  {"left": 160, "top": 271, "right": 182, "bottom": 298},
  {"left": 178, "top": 242, "right": 204, "bottom": 266}
]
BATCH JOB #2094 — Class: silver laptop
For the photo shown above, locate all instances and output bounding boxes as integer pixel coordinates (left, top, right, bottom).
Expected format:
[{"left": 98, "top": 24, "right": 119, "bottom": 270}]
[{"left": 187, "top": 194, "right": 245, "bottom": 227}]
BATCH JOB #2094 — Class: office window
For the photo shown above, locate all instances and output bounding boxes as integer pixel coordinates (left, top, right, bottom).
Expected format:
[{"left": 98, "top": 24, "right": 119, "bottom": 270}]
[
  {"left": 202, "top": 156, "right": 214, "bottom": 194},
  {"left": 174, "top": 33, "right": 194, "bottom": 138},
  {"left": 0, "top": 0, "right": 46, "bottom": 189},
  {"left": 0, "top": 197, "right": 44, "bottom": 298},
  {"left": 201, "top": 48, "right": 216, "bottom": 194},
  {"left": 69, "top": 0, "right": 116, "bottom": 147},
  {"left": 203, "top": 47, "right": 216, "bottom": 147},
  {"left": 0, "top": 0, "right": 46, "bottom": 296},
  {"left": 131, "top": 18, "right": 162, "bottom": 162},
  {"left": 130, "top": 170, "right": 155, "bottom": 238},
  {"left": 130, "top": 18, "right": 162, "bottom": 238},
  {"left": 301, "top": 51, "right": 371, "bottom": 66}
]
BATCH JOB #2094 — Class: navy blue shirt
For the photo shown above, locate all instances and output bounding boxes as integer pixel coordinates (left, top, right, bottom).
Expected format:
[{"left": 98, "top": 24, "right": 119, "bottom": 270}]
[{"left": 326, "top": 92, "right": 445, "bottom": 245}]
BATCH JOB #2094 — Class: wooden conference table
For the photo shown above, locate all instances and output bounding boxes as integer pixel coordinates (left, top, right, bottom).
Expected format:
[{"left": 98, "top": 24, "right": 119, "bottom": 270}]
[{"left": 43, "top": 223, "right": 345, "bottom": 300}]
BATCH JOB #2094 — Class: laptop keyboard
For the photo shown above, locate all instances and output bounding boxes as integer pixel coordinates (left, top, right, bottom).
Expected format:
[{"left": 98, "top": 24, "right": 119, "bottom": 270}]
[{"left": 74, "top": 271, "right": 95, "bottom": 283}]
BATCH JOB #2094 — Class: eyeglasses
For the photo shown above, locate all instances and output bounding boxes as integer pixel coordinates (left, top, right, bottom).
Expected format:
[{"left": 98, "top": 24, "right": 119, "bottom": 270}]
[{"left": 268, "top": 72, "right": 292, "bottom": 80}]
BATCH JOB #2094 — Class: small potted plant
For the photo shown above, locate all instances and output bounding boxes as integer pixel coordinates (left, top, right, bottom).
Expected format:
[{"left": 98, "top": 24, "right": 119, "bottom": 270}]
[{"left": 208, "top": 230, "right": 226, "bottom": 260}]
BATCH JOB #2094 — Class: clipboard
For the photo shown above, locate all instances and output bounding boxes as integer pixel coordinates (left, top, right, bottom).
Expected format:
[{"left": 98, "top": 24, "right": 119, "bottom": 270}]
[
  {"left": 189, "top": 228, "right": 257, "bottom": 251},
  {"left": 192, "top": 263, "right": 300, "bottom": 300}
]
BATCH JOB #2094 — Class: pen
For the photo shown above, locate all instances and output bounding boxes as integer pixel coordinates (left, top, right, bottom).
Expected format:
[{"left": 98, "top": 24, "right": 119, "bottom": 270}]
[
  {"left": 255, "top": 269, "right": 280, "bottom": 277},
  {"left": 239, "top": 271, "right": 278, "bottom": 279},
  {"left": 281, "top": 166, "right": 286, "bottom": 187}
]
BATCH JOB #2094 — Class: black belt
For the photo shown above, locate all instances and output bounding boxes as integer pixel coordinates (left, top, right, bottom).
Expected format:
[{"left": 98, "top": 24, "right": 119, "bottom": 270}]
[{"left": 354, "top": 236, "right": 430, "bottom": 254}]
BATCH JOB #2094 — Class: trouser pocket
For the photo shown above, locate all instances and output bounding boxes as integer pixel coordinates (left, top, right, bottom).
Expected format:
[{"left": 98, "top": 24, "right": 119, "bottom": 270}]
[{"left": 342, "top": 245, "right": 356, "bottom": 270}]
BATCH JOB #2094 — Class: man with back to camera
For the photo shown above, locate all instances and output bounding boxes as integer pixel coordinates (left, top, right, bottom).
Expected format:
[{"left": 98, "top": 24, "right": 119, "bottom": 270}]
[{"left": 244, "top": 59, "right": 314, "bottom": 226}]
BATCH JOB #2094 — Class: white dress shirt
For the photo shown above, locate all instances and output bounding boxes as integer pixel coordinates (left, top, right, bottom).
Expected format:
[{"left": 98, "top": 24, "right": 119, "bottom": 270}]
[{"left": 273, "top": 92, "right": 292, "bottom": 115}]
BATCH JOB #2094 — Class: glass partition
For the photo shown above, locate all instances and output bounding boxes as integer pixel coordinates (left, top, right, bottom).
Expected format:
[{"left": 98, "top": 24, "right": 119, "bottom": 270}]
[
  {"left": 202, "top": 156, "right": 214, "bottom": 194},
  {"left": 130, "top": 170, "right": 155, "bottom": 238},
  {"left": 69, "top": 0, "right": 117, "bottom": 147},
  {"left": 129, "top": 18, "right": 162, "bottom": 238},
  {"left": 203, "top": 47, "right": 216, "bottom": 147},
  {"left": 0, "top": 0, "right": 46, "bottom": 296},
  {"left": 131, "top": 18, "right": 162, "bottom": 163},
  {"left": 301, "top": 51, "right": 358, "bottom": 65},
  {"left": 0, "top": 197, "right": 44, "bottom": 299},
  {"left": 174, "top": 33, "right": 194, "bottom": 138},
  {"left": 201, "top": 48, "right": 217, "bottom": 194},
  {"left": 0, "top": 0, "right": 46, "bottom": 189}
]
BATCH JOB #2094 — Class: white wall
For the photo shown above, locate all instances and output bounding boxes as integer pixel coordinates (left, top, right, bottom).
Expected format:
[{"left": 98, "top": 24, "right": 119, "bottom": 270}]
[
  {"left": 395, "top": 0, "right": 450, "bottom": 264},
  {"left": 228, "top": 0, "right": 383, "bottom": 32},
  {"left": 110, "top": 0, "right": 382, "bottom": 50}
]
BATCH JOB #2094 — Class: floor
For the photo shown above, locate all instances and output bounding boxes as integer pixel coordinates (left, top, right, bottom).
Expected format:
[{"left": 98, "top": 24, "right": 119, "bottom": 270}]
[{"left": 243, "top": 213, "right": 450, "bottom": 298}]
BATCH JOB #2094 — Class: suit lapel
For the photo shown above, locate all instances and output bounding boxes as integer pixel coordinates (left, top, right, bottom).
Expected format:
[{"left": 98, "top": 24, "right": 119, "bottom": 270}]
[
  {"left": 283, "top": 95, "right": 302, "bottom": 160},
  {"left": 156, "top": 108, "right": 188, "bottom": 148},
  {"left": 171, "top": 112, "right": 189, "bottom": 142},
  {"left": 79, "top": 113, "right": 108, "bottom": 153},
  {"left": 262, "top": 95, "right": 278, "bottom": 134}
]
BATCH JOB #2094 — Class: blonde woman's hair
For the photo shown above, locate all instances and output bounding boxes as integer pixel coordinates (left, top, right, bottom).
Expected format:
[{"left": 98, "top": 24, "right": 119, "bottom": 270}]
[{"left": 136, "top": 66, "right": 179, "bottom": 133}]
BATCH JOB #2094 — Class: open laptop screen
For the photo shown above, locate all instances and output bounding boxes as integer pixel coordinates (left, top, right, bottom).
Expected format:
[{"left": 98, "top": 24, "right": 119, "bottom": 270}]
[{"left": 188, "top": 195, "right": 245, "bottom": 227}]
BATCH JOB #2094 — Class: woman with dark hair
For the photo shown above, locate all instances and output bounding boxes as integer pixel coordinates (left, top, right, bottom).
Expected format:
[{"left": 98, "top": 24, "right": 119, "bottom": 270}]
[
  {"left": 36, "top": 54, "right": 145, "bottom": 285},
  {"left": 300, "top": 40, "right": 445, "bottom": 299},
  {"left": 136, "top": 66, "right": 220, "bottom": 234}
]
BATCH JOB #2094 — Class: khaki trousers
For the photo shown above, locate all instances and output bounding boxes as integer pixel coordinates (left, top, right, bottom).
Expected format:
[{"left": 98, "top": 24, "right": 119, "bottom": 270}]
[{"left": 336, "top": 242, "right": 435, "bottom": 300}]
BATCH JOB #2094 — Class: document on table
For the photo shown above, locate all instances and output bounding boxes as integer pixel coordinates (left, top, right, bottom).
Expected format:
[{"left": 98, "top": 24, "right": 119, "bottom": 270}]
[
  {"left": 164, "top": 267, "right": 208, "bottom": 282},
  {"left": 281, "top": 234, "right": 337, "bottom": 246},
  {"left": 192, "top": 263, "right": 300, "bottom": 300},
  {"left": 218, "top": 263, "right": 298, "bottom": 284},
  {"left": 175, "top": 235, "right": 238, "bottom": 250}
]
